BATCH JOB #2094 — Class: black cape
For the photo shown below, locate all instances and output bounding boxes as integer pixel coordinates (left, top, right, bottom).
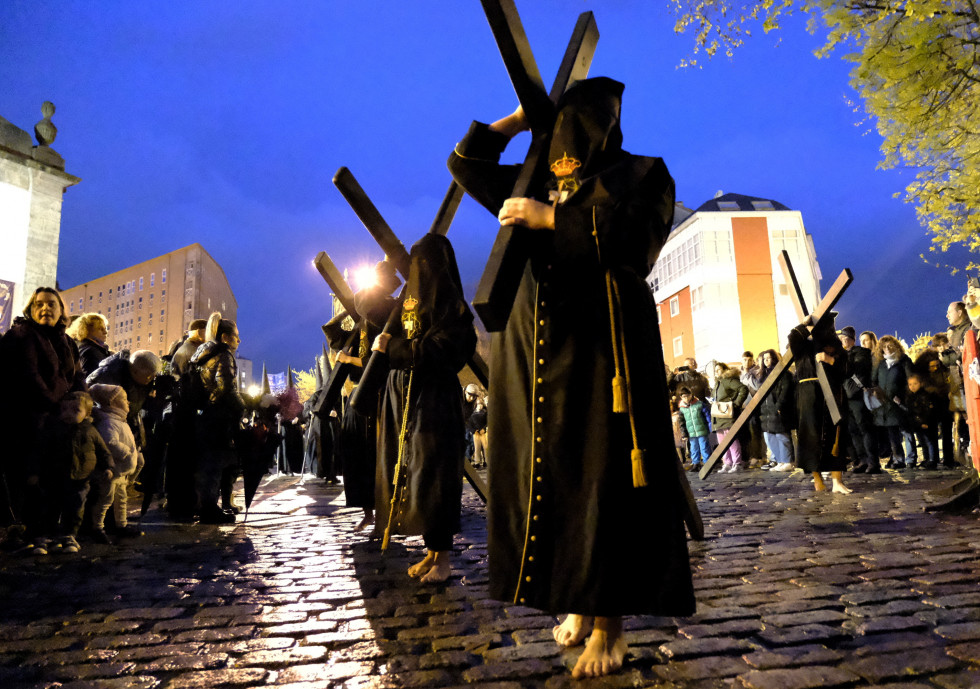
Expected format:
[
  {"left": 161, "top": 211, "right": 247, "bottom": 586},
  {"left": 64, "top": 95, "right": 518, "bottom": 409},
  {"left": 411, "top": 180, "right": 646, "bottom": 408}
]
[
  {"left": 448, "top": 78, "right": 694, "bottom": 617},
  {"left": 366, "top": 234, "right": 476, "bottom": 540}
]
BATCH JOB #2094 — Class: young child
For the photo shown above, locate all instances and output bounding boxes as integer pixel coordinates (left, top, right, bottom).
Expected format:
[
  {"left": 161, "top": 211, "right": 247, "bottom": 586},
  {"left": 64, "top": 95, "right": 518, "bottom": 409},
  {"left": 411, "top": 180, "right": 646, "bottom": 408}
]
[
  {"left": 40, "top": 392, "right": 113, "bottom": 553},
  {"left": 670, "top": 398, "right": 690, "bottom": 465},
  {"left": 90, "top": 384, "right": 144, "bottom": 541},
  {"left": 906, "top": 373, "right": 941, "bottom": 469},
  {"left": 677, "top": 387, "right": 712, "bottom": 471}
]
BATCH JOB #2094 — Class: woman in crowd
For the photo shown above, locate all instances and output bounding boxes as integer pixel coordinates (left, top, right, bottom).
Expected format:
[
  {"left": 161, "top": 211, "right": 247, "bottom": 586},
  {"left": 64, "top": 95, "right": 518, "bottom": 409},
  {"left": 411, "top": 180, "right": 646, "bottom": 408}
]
[
  {"left": 67, "top": 312, "right": 111, "bottom": 377},
  {"left": 871, "top": 335, "right": 916, "bottom": 469},
  {"left": 0, "top": 287, "right": 87, "bottom": 550},
  {"left": 757, "top": 349, "right": 796, "bottom": 471},
  {"left": 712, "top": 362, "right": 749, "bottom": 472}
]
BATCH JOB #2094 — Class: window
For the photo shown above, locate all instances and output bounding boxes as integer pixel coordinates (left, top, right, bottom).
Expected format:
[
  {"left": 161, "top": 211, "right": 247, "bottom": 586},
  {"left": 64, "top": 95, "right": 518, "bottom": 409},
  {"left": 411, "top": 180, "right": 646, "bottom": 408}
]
[
  {"left": 656, "top": 305, "right": 662, "bottom": 324},
  {"left": 669, "top": 296, "right": 680, "bottom": 317},
  {"left": 673, "top": 336, "right": 684, "bottom": 357},
  {"left": 69, "top": 302, "right": 74, "bottom": 313},
  {"left": 78, "top": 298, "right": 83, "bottom": 310},
  {"left": 98, "top": 291, "right": 103, "bottom": 304},
  {"left": 161, "top": 290, "right": 166, "bottom": 298},
  {"left": 751, "top": 200, "right": 774, "bottom": 211},
  {"left": 139, "top": 277, "right": 144, "bottom": 291},
  {"left": 138, "top": 297, "right": 143, "bottom": 310},
  {"left": 150, "top": 273, "right": 155, "bottom": 287},
  {"left": 717, "top": 200, "right": 739, "bottom": 211},
  {"left": 162, "top": 269, "right": 167, "bottom": 283},
  {"left": 161, "top": 309, "right": 165, "bottom": 317},
  {"left": 691, "top": 286, "right": 704, "bottom": 312}
]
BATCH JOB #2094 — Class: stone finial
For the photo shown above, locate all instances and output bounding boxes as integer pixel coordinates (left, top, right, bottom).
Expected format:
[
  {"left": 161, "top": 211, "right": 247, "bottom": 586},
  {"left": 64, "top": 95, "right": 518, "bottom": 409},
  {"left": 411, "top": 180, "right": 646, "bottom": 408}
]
[{"left": 34, "top": 101, "right": 57, "bottom": 146}]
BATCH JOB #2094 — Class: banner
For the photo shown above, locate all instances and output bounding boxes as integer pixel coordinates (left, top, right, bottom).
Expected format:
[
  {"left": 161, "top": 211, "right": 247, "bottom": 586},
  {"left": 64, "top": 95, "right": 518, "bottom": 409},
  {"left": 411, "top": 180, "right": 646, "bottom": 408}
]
[{"left": 0, "top": 279, "right": 14, "bottom": 335}]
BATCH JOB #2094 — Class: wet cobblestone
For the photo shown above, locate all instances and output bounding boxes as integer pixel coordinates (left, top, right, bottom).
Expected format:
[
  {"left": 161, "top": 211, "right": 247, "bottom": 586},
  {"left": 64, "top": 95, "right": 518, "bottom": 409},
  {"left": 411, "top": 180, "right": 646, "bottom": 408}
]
[{"left": 1, "top": 467, "right": 980, "bottom": 687}]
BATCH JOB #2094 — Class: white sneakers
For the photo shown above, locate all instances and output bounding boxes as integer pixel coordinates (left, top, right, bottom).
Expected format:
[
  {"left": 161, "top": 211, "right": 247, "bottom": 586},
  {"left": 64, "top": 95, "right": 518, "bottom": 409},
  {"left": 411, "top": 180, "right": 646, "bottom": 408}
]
[{"left": 773, "top": 463, "right": 795, "bottom": 472}]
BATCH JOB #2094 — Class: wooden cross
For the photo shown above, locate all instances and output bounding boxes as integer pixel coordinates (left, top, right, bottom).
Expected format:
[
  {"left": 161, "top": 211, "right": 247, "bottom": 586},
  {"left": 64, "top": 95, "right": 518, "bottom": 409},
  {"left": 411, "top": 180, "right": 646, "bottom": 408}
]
[
  {"left": 471, "top": 0, "right": 599, "bottom": 331},
  {"left": 312, "top": 250, "right": 363, "bottom": 418},
  {"left": 331, "top": 167, "right": 490, "bottom": 502},
  {"left": 698, "top": 252, "right": 853, "bottom": 479}
]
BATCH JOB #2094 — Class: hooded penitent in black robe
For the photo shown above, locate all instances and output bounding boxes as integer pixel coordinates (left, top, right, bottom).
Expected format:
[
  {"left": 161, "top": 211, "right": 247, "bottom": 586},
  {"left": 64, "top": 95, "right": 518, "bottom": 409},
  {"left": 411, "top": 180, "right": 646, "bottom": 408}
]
[
  {"left": 324, "top": 268, "right": 401, "bottom": 509},
  {"left": 448, "top": 77, "right": 694, "bottom": 616},
  {"left": 362, "top": 234, "right": 476, "bottom": 547},
  {"left": 788, "top": 319, "right": 849, "bottom": 473}
]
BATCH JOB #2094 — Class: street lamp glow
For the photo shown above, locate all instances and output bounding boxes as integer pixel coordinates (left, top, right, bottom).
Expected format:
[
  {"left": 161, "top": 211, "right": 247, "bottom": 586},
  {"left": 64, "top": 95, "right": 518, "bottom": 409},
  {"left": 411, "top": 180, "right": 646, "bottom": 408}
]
[
  {"left": 351, "top": 265, "right": 377, "bottom": 291},
  {"left": 247, "top": 384, "right": 260, "bottom": 397}
]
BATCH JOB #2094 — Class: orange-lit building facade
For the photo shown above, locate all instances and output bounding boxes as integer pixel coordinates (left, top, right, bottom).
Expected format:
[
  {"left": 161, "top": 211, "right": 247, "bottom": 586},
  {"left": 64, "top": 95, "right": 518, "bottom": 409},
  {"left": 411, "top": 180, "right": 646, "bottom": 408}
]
[
  {"left": 649, "top": 193, "right": 822, "bottom": 370},
  {"left": 61, "top": 243, "right": 237, "bottom": 357}
]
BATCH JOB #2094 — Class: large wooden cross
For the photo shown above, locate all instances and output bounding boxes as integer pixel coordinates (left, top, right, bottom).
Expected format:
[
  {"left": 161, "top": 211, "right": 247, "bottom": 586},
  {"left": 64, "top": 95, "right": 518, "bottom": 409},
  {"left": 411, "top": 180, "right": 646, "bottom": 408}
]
[
  {"left": 331, "top": 167, "right": 490, "bottom": 502},
  {"left": 312, "top": 250, "right": 363, "bottom": 418},
  {"left": 698, "top": 252, "right": 853, "bottom": 479},
  {"left": 472, "top": 0, "right": 599, "bottom": 331}
]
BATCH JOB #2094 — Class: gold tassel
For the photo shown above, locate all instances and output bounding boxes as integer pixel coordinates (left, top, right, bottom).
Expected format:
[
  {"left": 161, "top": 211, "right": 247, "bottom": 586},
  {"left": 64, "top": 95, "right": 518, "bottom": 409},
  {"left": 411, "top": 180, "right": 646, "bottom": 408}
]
[
  {"left": 612, "top": 374, "right": 627, "bottom": 414},
  {"left": 631, "top": 448, "right": 648, "bottom": 488}
]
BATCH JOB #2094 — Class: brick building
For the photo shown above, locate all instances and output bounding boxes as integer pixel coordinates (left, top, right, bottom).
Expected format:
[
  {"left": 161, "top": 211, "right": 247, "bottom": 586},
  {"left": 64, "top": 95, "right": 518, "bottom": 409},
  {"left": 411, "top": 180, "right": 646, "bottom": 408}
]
[{"left": 61, "top": 243, "right": 237, "bottom": 357}]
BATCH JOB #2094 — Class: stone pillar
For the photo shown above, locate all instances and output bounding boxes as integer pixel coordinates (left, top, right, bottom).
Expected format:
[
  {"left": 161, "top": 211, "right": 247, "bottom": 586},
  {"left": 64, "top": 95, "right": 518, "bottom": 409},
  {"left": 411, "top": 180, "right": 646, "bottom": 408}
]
[{"left": 0, "top": 103, "right": 80, "bottom": 331}]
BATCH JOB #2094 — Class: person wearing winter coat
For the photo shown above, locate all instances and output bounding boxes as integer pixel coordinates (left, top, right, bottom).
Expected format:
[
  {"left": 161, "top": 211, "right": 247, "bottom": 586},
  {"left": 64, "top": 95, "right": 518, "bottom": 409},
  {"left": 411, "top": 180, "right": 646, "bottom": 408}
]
[
  {"left": 0, "top": 287, "right": 87, "bottom": 549},
  {"left": 677, "top": 387, "right": 711, "bottom": 471},
  {"left": 87, "top": 350, "right": 161, "bottom": 450},
  {"left": 712, "top": 362, "right": 748, "bottom": 472},
  {"left": 757, "top": 349, "right": 796, "bottom": 471},
  {"left": 905, "top": 373, "right": 942, "bottom": 469},
  {"left": 37, "top": 392, "right": 112, "bottom": 554},
  {"left": 90, "top": 384, "right": 143, "bottom": 540},
  {"left": 191, "top": 312, "right": 245, "bottom": 524},
  {"left": 67, "top": 313, "right": 112, "bottom": 378},
  {"left": 871, "top": 336, "right": 916, "bottom": 469},
  {"left": 839, "top": 326, "right": 880, "bottom": 474}
]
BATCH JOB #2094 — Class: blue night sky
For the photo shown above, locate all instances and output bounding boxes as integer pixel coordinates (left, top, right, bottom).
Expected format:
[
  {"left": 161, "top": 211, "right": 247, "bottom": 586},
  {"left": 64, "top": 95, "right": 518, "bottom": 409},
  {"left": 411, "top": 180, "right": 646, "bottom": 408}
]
[{"left": 1, "top": 1, "right": 970, "bottom": 373}]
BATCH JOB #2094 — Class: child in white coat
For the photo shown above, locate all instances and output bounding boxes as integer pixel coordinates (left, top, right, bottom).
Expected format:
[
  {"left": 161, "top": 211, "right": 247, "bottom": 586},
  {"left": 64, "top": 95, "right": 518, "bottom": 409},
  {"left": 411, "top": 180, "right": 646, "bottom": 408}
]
[{"left": 89, "top": 384, "right": 144, "bottom": 540}]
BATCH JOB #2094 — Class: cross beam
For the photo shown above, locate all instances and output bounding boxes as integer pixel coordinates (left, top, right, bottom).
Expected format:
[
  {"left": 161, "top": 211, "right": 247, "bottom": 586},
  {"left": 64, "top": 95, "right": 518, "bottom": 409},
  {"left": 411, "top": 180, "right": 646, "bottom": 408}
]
[
  {"left": 331, "top": 167, "right": 489, "bottom": 502},
  {"left": 698, "top": 255, "right": 852, "bottom": 479},
  {"left": 313, "top": 251, "right": 363, "bottom": 418},
  {"left": 472, "top": 3, "right": 598, "bottom": 331}
]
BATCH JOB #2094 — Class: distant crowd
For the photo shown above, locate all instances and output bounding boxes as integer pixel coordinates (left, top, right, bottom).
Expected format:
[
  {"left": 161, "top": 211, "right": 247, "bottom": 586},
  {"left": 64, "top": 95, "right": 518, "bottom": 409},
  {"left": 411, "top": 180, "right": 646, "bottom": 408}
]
[{"left": 667, "top": 299, "right": 978, "bottom": 486}]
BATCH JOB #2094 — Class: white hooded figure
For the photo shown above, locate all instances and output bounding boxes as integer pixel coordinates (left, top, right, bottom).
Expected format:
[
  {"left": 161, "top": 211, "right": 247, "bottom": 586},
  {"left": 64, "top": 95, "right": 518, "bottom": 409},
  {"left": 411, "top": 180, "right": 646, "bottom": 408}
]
[{"left": 90, "top": 383, "right": 143, "bottom": 536}]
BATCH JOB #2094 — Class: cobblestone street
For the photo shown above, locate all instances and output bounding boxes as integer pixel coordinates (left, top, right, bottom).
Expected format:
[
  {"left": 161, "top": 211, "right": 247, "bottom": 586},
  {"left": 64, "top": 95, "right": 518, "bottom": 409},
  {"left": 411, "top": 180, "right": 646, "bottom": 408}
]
[{"left": 2, "top": 465, "right": 980, "bottom": 689}]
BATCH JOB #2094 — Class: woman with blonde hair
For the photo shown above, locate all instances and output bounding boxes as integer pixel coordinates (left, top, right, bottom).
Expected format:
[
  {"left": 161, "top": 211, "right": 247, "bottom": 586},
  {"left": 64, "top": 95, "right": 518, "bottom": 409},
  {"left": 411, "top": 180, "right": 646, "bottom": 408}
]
[{"left": 67, "top": 313, "right": 111, "bottom": 377}]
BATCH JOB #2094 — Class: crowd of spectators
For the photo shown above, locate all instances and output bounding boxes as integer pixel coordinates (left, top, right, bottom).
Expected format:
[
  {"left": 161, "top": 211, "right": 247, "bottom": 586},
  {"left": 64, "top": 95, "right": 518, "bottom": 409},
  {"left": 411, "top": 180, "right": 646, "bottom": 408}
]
[
  {"left": 668, "top": 300, "right": 975, "bottom": 479},
  {"left": 0, "top": 287, "right": 255, "bottom": 556}
]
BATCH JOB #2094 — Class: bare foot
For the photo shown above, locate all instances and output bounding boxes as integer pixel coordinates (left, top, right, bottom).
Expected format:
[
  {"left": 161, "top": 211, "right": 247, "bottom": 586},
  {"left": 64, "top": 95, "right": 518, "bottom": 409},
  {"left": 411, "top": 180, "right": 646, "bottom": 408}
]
[
  {"left": 407, "top": 551, "right": 436, "bottom": 579},
  {"left": 571, "top": 624, "right": 627, "bottom": 679},
  {"left": 354, "top": 510, "right": 374, "bottom": 532},
  {"left": 832, "top": 481, "right": 853, "bottom": 494},
  {"left": 421, "top": 550, "right": 452, "bottom": 584},
  {"left": 812, "top": 472, "right": 827, "bottom": 492},
  {"left": 419, "top": 558, "right": 451, "bottom": 584},
  {"left": 553, "top": 614, "right": 592, "bottom": 647}
]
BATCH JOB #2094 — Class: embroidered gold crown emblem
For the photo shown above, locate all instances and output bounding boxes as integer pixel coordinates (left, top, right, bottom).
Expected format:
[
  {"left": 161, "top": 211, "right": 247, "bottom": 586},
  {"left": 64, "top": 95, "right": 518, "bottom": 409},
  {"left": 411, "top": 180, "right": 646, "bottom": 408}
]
[
  {"left": 403, "top": 296, "right": 418, "bottom": 312},
  {"left": 550, "top": 152, "right": 581, "bottom": 178}
]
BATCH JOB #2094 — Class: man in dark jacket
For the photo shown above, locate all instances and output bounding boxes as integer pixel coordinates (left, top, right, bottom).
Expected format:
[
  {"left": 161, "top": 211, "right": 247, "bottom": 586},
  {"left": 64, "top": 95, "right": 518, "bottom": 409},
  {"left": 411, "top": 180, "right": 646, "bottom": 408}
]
[
  {"left": 840, "top": 326, "right": 880, "bottom": 473},
  {"left": 87, "top": 350, "right": 161, "bottom": 450}
]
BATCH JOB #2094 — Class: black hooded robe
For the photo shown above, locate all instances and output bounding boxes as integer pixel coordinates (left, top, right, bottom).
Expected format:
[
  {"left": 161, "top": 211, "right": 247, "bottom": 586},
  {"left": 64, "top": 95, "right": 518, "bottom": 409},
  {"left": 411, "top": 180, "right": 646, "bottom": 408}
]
[
  {"left": 365, "top": 234, "right": 476, "bottom": 547},
  {"left": 788, "top": 323, "right": 849, "bottom": 473},
  {"left": 448, "top": 78, "right": 694, "bottom": 616}
]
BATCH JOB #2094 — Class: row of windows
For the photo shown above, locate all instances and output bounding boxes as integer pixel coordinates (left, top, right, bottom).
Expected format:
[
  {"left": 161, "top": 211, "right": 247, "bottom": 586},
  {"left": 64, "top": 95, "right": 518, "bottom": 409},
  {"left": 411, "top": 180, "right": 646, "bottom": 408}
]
[{"left": 70, "top": 289, "right": 167, "bottom": 315}]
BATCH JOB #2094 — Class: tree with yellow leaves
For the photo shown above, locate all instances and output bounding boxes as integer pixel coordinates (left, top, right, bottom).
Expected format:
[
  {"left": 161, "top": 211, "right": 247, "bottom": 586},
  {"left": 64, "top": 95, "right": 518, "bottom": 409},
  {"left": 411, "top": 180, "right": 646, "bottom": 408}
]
[{"left": 671, "top": 1, "right": 980, "bottom": 265}]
